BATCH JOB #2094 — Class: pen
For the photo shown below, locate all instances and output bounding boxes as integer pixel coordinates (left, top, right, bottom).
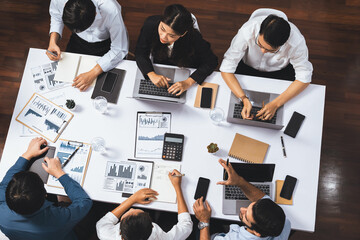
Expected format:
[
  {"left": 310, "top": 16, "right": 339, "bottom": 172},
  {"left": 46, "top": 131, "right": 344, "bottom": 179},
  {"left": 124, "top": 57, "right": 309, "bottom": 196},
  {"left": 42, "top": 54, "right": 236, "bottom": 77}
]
[
  {"left": 46, "top": 50, "right": 58, "bottom": 57},
  {"left": 173, "top": 174, "right": 185, "bottom": 177},
  {"left": 62, "top": 144, "right": 81, "bottom": 168},
  {"left": 280, "top": 136, "right": 287, "bottom": 158}
]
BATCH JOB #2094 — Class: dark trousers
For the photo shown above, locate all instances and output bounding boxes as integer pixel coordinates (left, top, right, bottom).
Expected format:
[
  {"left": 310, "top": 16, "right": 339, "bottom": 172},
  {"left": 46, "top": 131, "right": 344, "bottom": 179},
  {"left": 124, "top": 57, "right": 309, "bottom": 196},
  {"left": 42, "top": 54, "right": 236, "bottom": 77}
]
[
  {"left": 66, "top": 33, "right": 111, "bottom": 57},
  {"left": 235, "top": 60, "right": 296, "bottom": 81}
]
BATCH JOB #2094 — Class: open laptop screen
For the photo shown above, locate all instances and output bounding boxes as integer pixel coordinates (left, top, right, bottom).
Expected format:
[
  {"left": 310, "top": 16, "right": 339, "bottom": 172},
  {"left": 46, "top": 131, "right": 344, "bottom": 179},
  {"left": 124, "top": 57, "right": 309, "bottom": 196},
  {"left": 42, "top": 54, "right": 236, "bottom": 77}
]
[{"left": 224, "top": 163, "right": 275, "bottom": 182}]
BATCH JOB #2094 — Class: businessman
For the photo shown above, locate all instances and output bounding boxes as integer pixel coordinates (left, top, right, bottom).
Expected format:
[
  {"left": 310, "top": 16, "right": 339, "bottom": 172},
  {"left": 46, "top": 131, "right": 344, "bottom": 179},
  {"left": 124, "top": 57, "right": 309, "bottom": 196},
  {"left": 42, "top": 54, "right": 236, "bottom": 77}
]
[
  {"left": 0, "top": 137, "right": 92, "bottom": 240},
  {"left": 193, "top": 159, "right": 291, "bottom": 240},
  {"left": 47, "top": 0, "right": 128, "bottom": 91}
]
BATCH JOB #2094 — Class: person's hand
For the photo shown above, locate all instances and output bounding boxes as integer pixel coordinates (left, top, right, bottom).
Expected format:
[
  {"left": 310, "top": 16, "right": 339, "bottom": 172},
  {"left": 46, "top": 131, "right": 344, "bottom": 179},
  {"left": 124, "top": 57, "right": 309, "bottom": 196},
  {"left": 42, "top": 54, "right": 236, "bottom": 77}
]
[
  {"left": 168, "top": 78, "right": 195, "bottom": 96},
  {"left": 216, "top": 159, "right": 243, "bottom": 186},
  {"left": 42, "top": 157, "right": 65, "bottom": 179},
  {"left": 256, "top": 100, "right": 279, "bottom": 120},
  {"left": 148, "top": 72, "right": 170, "bottom": 88},
  {"left": 129, "top": 188, "right": 158, "bottom": 205},
  {"left": 46, "top": 42, "right": 61, "bottom": 61},
  {"left": 193, "top": 197, "right": 211, "bottom": 223},
  {"left": 241, "top": 98, "right": 254, "bottom": 120},
  {"left": 72, "top": 70, "right": 97, "bottom": 91},
  {"left": 21, "top": 137, "right": 49, "bottom": 160},
  {"left": 168, "top": 169, "right": 182, "bottom": 190}
]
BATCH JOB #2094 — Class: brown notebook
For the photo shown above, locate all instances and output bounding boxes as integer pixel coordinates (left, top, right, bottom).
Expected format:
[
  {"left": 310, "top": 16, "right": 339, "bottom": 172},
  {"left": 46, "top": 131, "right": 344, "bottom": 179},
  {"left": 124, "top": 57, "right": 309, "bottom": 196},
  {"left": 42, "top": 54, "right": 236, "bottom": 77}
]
[
  {"left": 228, "top": 133, "right": 269, "bottom": 163},
  {"left": 275, "top": 180, "right": 293, "bottom": 205}
]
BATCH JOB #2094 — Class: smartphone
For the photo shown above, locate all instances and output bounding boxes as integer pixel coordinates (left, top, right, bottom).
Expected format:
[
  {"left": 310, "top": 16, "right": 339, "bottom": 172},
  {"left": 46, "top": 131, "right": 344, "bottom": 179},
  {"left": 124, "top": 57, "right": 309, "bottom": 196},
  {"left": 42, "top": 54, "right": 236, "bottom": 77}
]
[
  {"left": 280, "top": 175, "right": 297, "bottom": 200},
  {"left": 101, "top": 72, "right": 117, "bottom": 93},
  {"left": 194, "top": 177, "right": 210, "bottom": 200},
  {"left": 200, "top": 87, "right": 213, "bottom": 108},
  {"left": 284, "top": 111, "right": 305, "bottom": 138}
]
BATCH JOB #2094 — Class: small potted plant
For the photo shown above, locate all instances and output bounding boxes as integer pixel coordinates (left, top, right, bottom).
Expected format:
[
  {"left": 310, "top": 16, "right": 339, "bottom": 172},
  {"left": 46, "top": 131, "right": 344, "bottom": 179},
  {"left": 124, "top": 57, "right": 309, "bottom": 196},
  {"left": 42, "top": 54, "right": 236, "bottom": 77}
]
[
  {"left": 65, "top": 99, "right": 76, "bottom": 111},
  {"left": 207, "top": 143, "right": 219, "bottom": 154}
]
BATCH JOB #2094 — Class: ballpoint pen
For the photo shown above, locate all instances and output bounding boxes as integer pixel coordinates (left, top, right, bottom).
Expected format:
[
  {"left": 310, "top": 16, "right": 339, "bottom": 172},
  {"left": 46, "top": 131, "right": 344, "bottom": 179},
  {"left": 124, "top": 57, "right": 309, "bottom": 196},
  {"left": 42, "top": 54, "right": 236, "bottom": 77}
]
[
  {"left": 62, "top": 144, "right": 83, "bottom": 168},
  {"left": 173, "top": 173, "right": 185, "bottom": 177},
  {"left": 280, "top": 136, "right": 287, "bottom": 158},
  {"left": 46, "top": 50, "right": 58, "bottom": 57},
  {"left": 224, "top": 158, "right": 229, "bottom": 180}
]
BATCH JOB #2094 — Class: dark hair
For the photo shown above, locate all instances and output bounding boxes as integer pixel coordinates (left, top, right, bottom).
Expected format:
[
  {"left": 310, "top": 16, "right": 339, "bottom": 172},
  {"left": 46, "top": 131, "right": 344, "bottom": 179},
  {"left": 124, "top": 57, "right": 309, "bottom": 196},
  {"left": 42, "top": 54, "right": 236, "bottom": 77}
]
[
  {"left": 250, "top": 199, "right": 286, "bottom": 237},
  {"left": 152, "top": 4, "right": 197, "bottom": 67},
  {"left": 62, "top": 0, "right": 96, "bottom": 33},
  {"left": 259, "top": 14, "right": 290, "bottom": 48},
  {"left": 5, "top": 171, "right": 46, "bottom": 215},
  {"left": 120, "top": 212, "right": 153, "bottom": 240}
]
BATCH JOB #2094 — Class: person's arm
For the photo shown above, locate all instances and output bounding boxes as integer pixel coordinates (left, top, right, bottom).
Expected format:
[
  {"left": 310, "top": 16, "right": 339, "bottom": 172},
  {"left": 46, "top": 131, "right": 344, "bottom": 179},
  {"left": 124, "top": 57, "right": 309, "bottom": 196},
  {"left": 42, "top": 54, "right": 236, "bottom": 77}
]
[
  {"left": 193, "top": 197, "right": 211, "bottom": 240},
  {"left": 217, "top": 159, "right": 265, "bottom": 202},
  {"left": 256, "top": 80, "right": 309, "bottom": 120},
  {"left": 169, "top": 169, "right": 188, "bottom": 214},
  {"left": 221, "top": 72, "right": 253, "bottom": 119},
  {"left": 168, "top": 33, "right": 218, "bottom": 96},
  {"left": 47, "top": 0, "right": 64, "bottom": 61},
  {"left": 72, "top": 64, "right": 103, "bottom": 91},
  {"left": 42, "top": 157, "right": 93, "bottom": 223},
  {"left": 0, "top": 137, "right": 49, "bottom": 202}
]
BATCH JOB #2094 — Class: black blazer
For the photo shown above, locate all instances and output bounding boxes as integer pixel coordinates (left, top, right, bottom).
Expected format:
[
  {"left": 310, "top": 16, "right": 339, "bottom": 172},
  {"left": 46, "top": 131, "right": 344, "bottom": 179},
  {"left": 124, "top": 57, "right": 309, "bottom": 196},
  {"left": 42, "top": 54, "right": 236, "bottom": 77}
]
[{"left": 135, "top": 15, "right": 218, "bottom": 85}]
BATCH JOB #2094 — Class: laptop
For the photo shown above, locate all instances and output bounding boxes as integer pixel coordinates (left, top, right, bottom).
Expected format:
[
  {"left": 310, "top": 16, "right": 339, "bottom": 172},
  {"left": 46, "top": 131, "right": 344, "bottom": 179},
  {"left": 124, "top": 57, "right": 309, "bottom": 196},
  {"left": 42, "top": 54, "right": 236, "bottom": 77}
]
[
  {"left": 222, "top": 162, "right": 275, "bottom": 215},
  {"left": 227, "top": 90, "right": 284, "bottom": 130},
  {"left": 132, "top": 65, "right": 190, "bottom": 104}
]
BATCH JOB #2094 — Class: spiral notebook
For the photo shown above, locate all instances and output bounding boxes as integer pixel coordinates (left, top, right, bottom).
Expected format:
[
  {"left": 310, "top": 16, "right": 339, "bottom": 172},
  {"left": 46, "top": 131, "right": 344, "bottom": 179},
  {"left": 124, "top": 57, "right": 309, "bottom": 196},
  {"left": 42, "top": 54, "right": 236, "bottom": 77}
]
[{"left": 228, "top": 133, "right": 269, "bottom": 163}]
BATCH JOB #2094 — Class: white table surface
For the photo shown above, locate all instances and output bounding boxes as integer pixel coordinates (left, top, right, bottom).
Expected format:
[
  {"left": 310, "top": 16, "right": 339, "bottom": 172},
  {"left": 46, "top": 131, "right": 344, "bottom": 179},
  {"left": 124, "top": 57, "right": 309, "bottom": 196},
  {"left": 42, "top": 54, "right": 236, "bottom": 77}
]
[{"left": 0, "top": 48, "right": 325, "bottom": 232}]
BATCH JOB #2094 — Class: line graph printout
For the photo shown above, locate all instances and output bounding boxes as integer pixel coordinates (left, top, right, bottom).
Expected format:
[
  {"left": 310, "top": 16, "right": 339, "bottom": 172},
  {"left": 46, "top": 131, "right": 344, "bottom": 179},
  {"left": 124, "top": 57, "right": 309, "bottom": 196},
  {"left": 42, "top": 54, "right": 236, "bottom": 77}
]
[
  {"left": 135, "top": 112, "right": 171, "bottom": 158},
  {"left": 103, "top": 160, "right": 153, "bottom": 194},
  {"left": 47, "top": 139, "right": 92, "bottom": 188},
  {"left": 16, "top": 93, "right": 73, "bottom": 142}
]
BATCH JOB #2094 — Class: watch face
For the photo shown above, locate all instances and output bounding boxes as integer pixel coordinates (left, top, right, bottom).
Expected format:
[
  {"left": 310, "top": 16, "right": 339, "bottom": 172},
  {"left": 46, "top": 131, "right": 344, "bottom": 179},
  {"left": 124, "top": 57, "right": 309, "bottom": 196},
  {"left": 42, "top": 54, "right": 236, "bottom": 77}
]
[{"left": 198, "top": 221, "right": 209, "bottom": 230}]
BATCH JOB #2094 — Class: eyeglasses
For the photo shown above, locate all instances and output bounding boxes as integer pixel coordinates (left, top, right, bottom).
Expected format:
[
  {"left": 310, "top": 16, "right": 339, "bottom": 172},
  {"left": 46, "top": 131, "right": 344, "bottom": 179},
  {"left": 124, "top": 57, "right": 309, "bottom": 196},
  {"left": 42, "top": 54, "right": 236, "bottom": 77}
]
[{"left": 255, "top": 35, "right": 280, "bottom": 53}]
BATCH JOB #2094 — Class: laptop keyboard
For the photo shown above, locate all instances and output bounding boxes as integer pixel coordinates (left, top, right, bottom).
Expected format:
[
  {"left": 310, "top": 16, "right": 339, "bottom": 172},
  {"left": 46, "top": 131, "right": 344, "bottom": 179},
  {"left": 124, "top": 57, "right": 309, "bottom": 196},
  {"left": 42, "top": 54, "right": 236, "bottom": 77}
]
[
  {"left": 233, "top": 103, "right": 277, "bottom": 124},
  {"left": 225, "top": 184, "right": 270, "bottom": 200},
  {"left": 139, "top": 79, "right": 180, "bottom": 98}
]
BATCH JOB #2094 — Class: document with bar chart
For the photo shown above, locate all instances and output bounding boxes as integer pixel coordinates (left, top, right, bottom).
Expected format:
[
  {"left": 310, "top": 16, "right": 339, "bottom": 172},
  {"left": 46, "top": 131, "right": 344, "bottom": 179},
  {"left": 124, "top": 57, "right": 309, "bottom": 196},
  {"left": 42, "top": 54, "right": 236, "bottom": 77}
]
[
  {"left": 16, "top": 93, "right": 73, "bottom": 142},
  {"left": 103, "top": 159, "right": 153, "bottom": 194},
  {"left": 135, "top": 112, "right": 171, "bottom": 159},
  {"left": 47, "top": 139, "right": 92, "bottom": 188}
]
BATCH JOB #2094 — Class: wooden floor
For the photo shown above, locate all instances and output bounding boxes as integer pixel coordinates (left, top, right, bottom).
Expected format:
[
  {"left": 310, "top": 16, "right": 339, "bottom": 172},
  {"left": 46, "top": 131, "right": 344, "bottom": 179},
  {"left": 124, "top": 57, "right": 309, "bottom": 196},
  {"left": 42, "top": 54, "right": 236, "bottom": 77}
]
[{"left": 1, "top": 0, "right": 359, "bottom": 239}]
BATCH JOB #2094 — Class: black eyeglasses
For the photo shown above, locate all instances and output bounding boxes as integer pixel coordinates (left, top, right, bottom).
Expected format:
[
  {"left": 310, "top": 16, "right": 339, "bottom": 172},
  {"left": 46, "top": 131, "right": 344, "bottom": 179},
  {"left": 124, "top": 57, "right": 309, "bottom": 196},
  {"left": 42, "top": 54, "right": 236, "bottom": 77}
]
[{"left": 255, "top": 35, "right": 280, "bottom": 53}]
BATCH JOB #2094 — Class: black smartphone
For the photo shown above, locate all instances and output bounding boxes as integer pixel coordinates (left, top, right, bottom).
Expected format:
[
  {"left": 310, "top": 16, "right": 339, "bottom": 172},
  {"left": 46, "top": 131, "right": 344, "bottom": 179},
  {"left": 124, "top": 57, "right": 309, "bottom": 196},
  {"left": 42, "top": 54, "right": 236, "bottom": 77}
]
[
  {"left": 194, "top": 177, "right": 210, "bottom": 200},
  {"left": 280, "top": 175, "right": 297, "bottom": 200},
  {"left": 101, "top": 72, "right": 117, "bottom": 93},
  {"left": 284, "top": 111, "right": 305, "bottom": 138},
  {"left": 200, "top": 87, "right": 213, "bottom": 108}
]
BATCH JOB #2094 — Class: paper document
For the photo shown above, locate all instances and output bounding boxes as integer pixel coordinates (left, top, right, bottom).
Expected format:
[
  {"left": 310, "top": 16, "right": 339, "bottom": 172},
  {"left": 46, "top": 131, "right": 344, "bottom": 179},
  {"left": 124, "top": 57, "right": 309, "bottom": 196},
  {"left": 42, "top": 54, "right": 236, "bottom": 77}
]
[
  {"left": 151, "top": 162, "right": 181, "bottom": 203},
  {"left": 103, "top": 160, "right": 153, "bottom": 194},
  {"left": 31, "top": 61, "right": 68, "bottom": 92},
  {"left": 54, "top": 52, "right": 99, "bottom": 86},
  {"left": 47, "top": 139, "right": 92, "bottom": 188}
]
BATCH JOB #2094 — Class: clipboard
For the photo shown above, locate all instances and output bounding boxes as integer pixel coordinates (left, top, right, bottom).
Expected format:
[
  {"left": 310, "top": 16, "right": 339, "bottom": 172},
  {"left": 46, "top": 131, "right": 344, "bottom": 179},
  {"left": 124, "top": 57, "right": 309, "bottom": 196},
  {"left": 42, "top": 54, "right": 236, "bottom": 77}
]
[
  {"left": 46, "top": 139, "right": 92, "bottom": 188},
  {"left": 16, "top": 93, "right": 73, "bottom": 143},
  {"left": 134, "top": 112, "right": 171, "bottom": 159}
]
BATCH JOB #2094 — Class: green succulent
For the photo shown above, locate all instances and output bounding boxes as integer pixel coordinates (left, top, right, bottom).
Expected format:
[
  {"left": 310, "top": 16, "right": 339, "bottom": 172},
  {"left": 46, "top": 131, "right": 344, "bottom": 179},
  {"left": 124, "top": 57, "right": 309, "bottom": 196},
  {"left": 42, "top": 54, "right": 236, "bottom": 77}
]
[{"left": 207, "top": 143, "right": 219, "bottom": 153}]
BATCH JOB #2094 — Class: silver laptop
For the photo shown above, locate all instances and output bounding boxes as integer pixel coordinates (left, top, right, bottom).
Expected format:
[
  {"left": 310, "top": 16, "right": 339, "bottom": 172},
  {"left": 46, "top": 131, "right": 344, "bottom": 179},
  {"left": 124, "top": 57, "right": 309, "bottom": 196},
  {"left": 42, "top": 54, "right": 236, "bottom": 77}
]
[
  {"left": 227, "top": 90, "right": 284, "bottom": 130},
  {"left": 132, "top": 65, "right": 190, "bottom": 104},
  {"left": 222, "top": 163, "right": 275, "bottom": 215}
]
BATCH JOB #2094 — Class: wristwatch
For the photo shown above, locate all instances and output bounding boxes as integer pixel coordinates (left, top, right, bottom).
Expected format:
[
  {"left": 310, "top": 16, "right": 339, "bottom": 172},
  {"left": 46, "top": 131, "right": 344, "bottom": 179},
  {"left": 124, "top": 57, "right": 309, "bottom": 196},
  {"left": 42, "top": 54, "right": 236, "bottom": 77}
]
[
  {"left": 239, "top": 95, "right": 248, "bottom": 102},
  {"left": 198, "top": 221, "right": 210, "bottom": 230}
]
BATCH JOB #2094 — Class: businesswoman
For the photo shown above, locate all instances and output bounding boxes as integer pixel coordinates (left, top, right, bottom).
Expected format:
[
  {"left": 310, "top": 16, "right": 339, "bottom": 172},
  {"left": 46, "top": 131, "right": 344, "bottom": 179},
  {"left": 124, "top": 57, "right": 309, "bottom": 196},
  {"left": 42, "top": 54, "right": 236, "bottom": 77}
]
[{"left": 135, "top": 4, "right": 218, "bottom": 96}]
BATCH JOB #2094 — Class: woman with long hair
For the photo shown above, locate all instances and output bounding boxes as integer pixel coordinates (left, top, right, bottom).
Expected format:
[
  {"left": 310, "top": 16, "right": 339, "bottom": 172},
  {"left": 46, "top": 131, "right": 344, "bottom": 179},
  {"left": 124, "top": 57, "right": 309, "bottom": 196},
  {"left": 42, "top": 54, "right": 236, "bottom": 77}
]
[{"left": 135, "top": 4, "right": 218, "bottom": 96}]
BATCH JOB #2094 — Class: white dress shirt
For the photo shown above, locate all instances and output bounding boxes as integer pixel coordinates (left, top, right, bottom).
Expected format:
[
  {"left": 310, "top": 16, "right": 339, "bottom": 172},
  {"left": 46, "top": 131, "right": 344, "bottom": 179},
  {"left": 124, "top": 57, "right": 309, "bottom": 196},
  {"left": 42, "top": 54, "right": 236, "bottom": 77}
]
[
  {"left": 96, "top": 212, "right": 193, "bottom": 240},
  {"left": 220, "top": 14, "right": 313, "bottom": 83},
  {"left": 49, "top": 0, "right": 129, "bottom": 72}
]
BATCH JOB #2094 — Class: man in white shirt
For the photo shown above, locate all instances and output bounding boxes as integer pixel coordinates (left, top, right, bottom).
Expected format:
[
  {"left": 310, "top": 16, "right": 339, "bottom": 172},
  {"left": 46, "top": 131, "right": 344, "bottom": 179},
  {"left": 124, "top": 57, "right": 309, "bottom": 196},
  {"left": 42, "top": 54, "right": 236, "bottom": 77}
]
[
  {"left": 47, "top": 0, "right": 128, "bottom": 91},
  {"left": 193, "top": 159, "right": 291, "bottom": 240},
  {"left": 96, "top": 169, "right": 193, "bottom": 240},
  {"left": 220, "top": 9, "right": 313, "bottom": 121}
]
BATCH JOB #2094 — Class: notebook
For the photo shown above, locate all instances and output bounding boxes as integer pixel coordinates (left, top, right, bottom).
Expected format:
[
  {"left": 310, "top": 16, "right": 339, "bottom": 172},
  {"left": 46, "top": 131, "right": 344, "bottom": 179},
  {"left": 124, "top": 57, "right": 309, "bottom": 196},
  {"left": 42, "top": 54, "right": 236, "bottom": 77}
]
[
  {"left": 54, "top": 52, "right": 100, "bottom": 85},
  {"left": 228, "top": 133, "right": 269, "bottom": 163},
  {"left": 275, "top": 180, "right": 293, "bottom": 205}
]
